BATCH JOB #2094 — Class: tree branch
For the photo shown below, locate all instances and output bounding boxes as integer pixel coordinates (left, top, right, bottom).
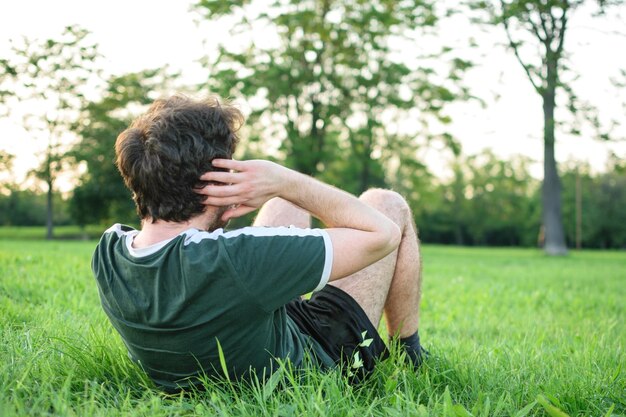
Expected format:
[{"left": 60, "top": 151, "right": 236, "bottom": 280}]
[
  {"left": 549, "top": 5, "right": 559, "bottom": 43},
  {"left": 538, "top": 6, "right": 552, "bottom": 43},
  {"left": 528, "top": 14, "right": 547, "bottom": 43},
  {"left": 499, "top": 0, "right": 542, "bottom": 93},
  {"left": 539, "top": 6, "right": 554, "bottom": 48},
  {"left": 556, "top": 1, "right": 569, "bottom": 58}
]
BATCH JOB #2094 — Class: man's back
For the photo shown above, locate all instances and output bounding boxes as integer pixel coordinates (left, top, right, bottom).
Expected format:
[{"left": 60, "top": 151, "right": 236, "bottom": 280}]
[
  {"left": 98, "top": 95, "right": 422, "bottom": 391},
  {"left": 92, "top": 224, "right": 334, "bottom": 391}
]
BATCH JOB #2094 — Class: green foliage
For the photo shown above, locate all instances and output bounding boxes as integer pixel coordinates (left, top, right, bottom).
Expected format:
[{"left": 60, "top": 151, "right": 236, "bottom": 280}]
[
  {"left": 194, "top": 0, "right": 468, "bottom": 194},
  {"left": 0, "top": 59, "right": 16, "bottom": 112},
  {"left": 0, "top": 189, "right": 72, "bottom": 227},
  {"left": 2, "top": 25, "right": 101, "bottom": 238},
  {"left": 561, "top": 162, "right": 626, "bottom": 249},
  {"left": 4, "top": 25, "right": 100, "bottom": 183},
  {"left": 0, "top": 150, "right": 12, "bottom": 171},
  {"left": 421, "top": 151, "right": 541, "bottom": 246},
  {"left": 0, "top": 150, "right": 15, "bottom": 194},
  {"left": 69, "top": 69, "right": 174, "bottom": 226},
  {"left": 413, "top": 151, "right": 626, "bottom": 249},
  {"left": 1, "top": 242, "right": 624, "bottom": 416}
]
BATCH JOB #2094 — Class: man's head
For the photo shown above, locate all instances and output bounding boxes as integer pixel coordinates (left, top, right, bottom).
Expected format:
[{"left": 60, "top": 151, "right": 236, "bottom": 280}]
[{"left": 115, "top": 95, "right": 243, "bottom": 223}]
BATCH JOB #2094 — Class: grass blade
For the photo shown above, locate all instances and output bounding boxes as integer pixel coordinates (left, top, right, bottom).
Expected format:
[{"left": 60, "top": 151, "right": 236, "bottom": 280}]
[
  {"left": 537, "top": 395, "right": 570, "bottom": 417},
  {"left": 513, "top": 400, "right": 537, "bottom": 417},
  {"left": 215, "top": 338, "right": 230, "bottom": 382}
]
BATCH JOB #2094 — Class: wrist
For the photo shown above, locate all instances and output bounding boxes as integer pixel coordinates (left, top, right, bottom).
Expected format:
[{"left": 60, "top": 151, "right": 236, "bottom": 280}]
[{"left": 274, "top": 164, "right": 301, "bottom": 200}]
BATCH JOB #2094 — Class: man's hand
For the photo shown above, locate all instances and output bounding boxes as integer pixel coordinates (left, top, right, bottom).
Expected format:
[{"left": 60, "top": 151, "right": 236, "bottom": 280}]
[
  {"left": 197, "top": 159, "right": 288, "bottom": 221},
  {"left": 198, "top": 158, "right": 401, "bottom": 281}
]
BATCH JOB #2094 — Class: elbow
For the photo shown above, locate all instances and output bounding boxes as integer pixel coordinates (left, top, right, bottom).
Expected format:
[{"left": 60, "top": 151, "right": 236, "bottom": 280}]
[
  {"left": 366, "top": 221, "right": 401, "bottom": 261},
  {"left": 389, "top": 222, "right": 402, "bottom": 252},
  {"left": 386, "top": 222, "right": 402, "bottom": 254}
]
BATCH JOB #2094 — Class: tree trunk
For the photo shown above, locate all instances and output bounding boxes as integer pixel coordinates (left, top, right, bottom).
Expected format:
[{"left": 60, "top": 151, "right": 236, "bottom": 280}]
[
  {"left": 542, "top": 89, "right": 567, "bottom": 255},
  {"left": 46, "top": 177, "right": 54, "bottom": 240}
]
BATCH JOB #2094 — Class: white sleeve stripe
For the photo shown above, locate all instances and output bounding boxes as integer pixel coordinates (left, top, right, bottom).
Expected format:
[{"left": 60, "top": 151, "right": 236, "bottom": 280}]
[
  {"left": 313, "top": 229, "right": 333, "bottom": 292},
  {"left": 183, "top": 225, "right": 327, "bottom": 245}
]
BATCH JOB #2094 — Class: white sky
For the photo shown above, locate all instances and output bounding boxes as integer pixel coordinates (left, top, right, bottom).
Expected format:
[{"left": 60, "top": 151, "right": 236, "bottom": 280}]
[{"left": 1, "top": 0, "right": 625, "bottom": 192}]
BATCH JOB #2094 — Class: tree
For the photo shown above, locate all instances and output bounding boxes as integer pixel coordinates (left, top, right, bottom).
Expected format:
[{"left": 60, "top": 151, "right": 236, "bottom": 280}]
[
  {"left": 466, "top": 0, "right": 625, "bottom": 254},
  {"left": 0, "top": 150, "right": 15, "bottom": 194},
  {"left": 1, "top": 26, "right": 100, "bottom": 238},
  {"left": 69, "top": 69, "right": 173, "bottom": 226},
  {"left": 194, "top": 0, "right": 469, "bottom": 197}
]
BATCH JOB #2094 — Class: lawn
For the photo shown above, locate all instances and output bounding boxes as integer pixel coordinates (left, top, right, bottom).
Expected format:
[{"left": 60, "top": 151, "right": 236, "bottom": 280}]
[{"left": 0, "top": 238, "right": 624, "bottom": 416}]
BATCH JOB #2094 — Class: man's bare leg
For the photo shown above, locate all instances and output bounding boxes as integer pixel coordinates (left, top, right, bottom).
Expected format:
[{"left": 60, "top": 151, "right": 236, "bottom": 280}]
[
  {"left": 253, "top": 197, "right": 311, "bottom": 228},
  {"left": 383, "top": 210, "right": 422, "bottom": 338},
  {"left": 328, "top": 189, "right": 423, "bottom": 345},
  {"left": 255, "top": 191, "right": 424, "bottom": 363}
]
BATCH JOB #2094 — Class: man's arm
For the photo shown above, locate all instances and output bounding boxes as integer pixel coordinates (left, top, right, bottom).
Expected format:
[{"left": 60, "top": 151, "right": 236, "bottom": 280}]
[{"left": 198, "top": 159, "right": 401, "bottom": 281}]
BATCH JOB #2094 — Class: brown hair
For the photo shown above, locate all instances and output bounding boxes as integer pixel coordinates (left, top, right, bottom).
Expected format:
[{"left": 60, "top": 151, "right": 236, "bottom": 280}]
[{"left": 115, "top": 95, "right": 243, "bottom": 222}]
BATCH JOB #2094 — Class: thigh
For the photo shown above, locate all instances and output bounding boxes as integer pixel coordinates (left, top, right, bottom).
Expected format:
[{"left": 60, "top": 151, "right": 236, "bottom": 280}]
[
  {"left": 253, "top": 197, "right": 311, "bottom": 228},
  {"left": 327, "top": 189, "right": 408, "bottom": 328},
  {"left": 327, "top": 248, "right": 397, "bottom": 329}
]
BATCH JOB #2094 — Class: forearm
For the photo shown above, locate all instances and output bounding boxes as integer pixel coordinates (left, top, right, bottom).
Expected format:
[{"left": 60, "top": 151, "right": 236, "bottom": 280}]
[
  {"left": 277, "top": 168, "right": 401, "bottom": 279},
  {"left": 280, "top": 169, "right": 390, "bottom": 233}
]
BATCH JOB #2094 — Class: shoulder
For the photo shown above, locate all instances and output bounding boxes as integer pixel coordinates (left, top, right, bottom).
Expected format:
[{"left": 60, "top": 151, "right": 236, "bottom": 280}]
[
  {"left": 93, "top": 224, "right": 138, "bottom": 266},
  {"left": 92, "top": 224, "right": 135, "bottom": 276},
  {"left": 96, "top": 223, "right": 136, "bottom": 246},
  {"left": 102, "top": 223, "right": 136, "bottom": 238}
]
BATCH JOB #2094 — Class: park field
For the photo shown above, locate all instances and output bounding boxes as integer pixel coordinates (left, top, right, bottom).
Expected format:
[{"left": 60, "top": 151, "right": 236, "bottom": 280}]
[{"left": 0, "top": 238, "right": 624, "bottom": 416}]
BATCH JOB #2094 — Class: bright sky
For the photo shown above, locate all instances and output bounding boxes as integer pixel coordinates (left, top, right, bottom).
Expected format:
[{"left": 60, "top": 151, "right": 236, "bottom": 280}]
[{"left": 1, "top": 0, "right": 625, "bottom": 192}]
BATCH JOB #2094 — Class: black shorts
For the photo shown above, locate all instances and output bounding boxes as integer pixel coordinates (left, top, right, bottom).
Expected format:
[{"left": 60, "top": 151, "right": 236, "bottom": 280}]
[{"left": 286, "top": 285, "right": 389, "bottom": 379}]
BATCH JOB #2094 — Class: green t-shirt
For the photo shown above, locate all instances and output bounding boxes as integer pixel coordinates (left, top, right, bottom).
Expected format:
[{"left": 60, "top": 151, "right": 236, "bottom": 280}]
[{"left": 92, "top": 223, "right": 334, "bottom": 391}]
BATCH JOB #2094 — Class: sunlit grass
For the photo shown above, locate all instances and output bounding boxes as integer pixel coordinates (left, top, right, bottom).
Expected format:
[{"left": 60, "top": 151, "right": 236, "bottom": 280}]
[
  {"left": 1, "top": 240, "right": 624, "bottom": 416},
  {"left": 0, "top": 225, "right": 106, "bottom": 240}
]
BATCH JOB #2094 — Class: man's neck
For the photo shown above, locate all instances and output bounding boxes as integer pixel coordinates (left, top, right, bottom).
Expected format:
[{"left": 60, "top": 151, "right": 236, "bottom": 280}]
[{"left": 133, "top": 214, "right": 217, "bottom": 249}]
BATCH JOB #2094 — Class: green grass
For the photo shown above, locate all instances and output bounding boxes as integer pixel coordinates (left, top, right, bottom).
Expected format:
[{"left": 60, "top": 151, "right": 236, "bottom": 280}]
[
  {"left": 1, "top": 239, "right": 624, "bottom": 416},
  {"left": 0, "top": 225, "right": 106, "bottom": 240}
]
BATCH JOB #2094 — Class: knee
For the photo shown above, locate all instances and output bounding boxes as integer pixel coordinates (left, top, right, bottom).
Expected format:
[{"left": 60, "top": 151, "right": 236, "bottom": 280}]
[{"left": 359, "top": 188, "right": 411, "bottom": 220}]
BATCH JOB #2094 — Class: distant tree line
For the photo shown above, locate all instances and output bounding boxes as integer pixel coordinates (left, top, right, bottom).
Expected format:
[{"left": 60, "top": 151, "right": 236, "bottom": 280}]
[
  {"left": 1, "top": 150, "right": 625, "bottom": 249},
  {"left": 418, "top": 152, "right": 626, "bottom": 249},
  {"left": 0, "top": 189, "right": 73, "bottom": 227}
]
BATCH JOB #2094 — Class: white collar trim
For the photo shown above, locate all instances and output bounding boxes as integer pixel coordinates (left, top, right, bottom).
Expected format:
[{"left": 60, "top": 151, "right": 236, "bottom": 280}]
[{"left": 124, "top": 230, "right": 181, "bottom": 258}]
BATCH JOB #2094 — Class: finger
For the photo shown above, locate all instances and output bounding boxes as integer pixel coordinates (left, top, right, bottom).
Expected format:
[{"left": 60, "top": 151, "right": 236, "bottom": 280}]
[
  {"left": 198, "top": 184, "right": 247, "bottom": 199},
  {"left": 202, "top": 195, "right": 247, "bottom": 207},
  {"left": 211, "top": 159, "right": 246, "bottom": 171},
  {"left": 222, "top": 205, "right": 257, "bottom": 221},
  {"left": 198, "top": 171, "right": 242, "bottom": 185}
]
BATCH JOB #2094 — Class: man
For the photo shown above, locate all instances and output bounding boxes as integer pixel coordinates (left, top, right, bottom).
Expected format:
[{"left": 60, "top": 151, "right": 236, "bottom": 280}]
[{"left": 92, "top": 95, "right": 426, "bottom": 392}]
